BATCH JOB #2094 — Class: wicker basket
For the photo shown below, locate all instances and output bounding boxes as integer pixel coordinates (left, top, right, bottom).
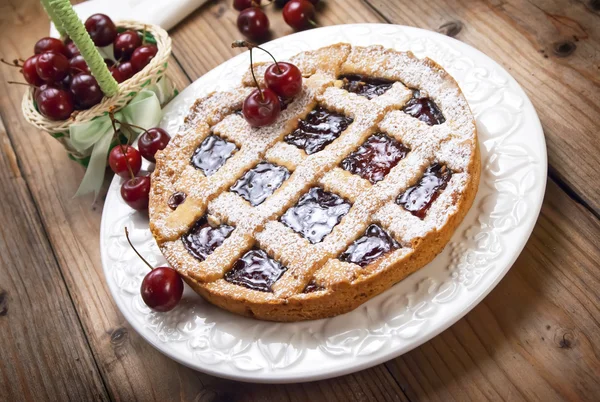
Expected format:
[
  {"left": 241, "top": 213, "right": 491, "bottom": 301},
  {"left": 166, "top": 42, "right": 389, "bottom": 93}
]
[{"left": 22, "top": 20, "right": 173, "bottom": 162}]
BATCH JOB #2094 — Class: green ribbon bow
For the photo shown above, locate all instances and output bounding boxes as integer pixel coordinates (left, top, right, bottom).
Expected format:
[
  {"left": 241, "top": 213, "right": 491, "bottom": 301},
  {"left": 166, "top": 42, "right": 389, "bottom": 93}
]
[{"left": 70, "top": 79, "right": 172, "bottom": 198}]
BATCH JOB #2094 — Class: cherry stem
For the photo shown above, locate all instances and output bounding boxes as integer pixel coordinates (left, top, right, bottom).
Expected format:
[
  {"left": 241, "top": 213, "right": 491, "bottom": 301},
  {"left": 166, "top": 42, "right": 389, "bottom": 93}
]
[
  {"left": 249, "top": 47, "right": 264, "bottom": 101},
  {"left": 109, "top": 110, "right": 135, "bottom": 179},
  {"left": 119, "top": 121, "right": 150, "bottom": 137},
  {"left": 71, "top": 66, "right": 88, "bottom": 74},
  {"left": 124, "top": 227, "right": 153, "bottom": 271},
  {"left": 255, "top": 45, "right": 281, "bottom": 73},
  {"left": 1, "top": 58, "right": 23, "bottom": 68},
  {"left": 7, "top": 81, "right": 40, "bottom": 89},
  {"left": 232, "top": 40, "right": 281, "bottom": 73},
  {"left": 141, "top": 25, "right": 147, "bottom": 45}
]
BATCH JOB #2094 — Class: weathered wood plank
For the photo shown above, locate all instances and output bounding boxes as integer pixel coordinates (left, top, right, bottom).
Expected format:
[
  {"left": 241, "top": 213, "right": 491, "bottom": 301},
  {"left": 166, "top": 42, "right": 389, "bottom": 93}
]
[
  {"left": 385, "top": 179, "right": 600, "bottom": 401},
  {"left": 364, "top": 0, "right": 600, "bottom": 214},
  {"left": 0, "top": 116, "right": 109, "bottom": 401},
  {"left": 170, "top": 0, "right": 384, "bottom": 80}
]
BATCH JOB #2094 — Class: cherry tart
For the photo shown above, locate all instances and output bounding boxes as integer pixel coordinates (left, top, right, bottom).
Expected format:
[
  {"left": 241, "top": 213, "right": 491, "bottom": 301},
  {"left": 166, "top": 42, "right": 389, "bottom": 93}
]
[{"left": 148, "top": 44, "right": 480, "bottom": 322}]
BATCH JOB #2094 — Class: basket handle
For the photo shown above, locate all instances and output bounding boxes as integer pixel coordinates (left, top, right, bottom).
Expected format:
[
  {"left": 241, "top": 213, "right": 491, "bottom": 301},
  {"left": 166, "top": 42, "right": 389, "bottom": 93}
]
[
  {"left": 40, "top": 0, "right": 66, "bottom": 37},
  {"left": 45, "top": 0, "right": 119, "bottom": 97}
]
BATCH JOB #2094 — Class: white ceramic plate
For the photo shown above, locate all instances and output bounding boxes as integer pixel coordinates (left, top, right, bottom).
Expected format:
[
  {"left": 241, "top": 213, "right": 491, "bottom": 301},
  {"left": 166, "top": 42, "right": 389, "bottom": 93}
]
[{"left": 100, "top": 24, "right": 547, "bottom": 383}]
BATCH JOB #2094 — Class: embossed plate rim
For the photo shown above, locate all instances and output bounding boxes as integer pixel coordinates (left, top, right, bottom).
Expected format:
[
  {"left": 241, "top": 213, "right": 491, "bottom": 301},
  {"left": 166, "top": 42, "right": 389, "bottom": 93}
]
[{"left": 100, "top": 23, "right": 547, "bottom": 383}]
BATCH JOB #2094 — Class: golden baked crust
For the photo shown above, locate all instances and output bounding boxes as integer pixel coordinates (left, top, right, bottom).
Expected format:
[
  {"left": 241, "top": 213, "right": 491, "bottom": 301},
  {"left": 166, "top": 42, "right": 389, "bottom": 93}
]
[{"left": 149, "top": 44, "right": 480, "bottom": 321}]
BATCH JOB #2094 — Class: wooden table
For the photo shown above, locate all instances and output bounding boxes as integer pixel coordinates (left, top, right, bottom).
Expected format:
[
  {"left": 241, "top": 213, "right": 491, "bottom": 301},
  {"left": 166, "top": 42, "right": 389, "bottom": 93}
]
[{"left": 1, "top": 0, "right": 599, "bottom": 400}]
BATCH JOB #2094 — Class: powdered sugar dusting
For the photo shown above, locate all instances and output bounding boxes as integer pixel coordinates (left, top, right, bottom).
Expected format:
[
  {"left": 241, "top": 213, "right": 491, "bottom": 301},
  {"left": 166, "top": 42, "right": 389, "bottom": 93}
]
[{"left": 149, "top": 43, "right": 478, "bottom": 304}]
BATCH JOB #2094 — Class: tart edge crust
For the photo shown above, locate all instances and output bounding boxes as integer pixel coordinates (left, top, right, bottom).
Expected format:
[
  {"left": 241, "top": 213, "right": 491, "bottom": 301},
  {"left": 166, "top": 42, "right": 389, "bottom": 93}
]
[{"left": 149, "top": 44, "right": 481, "bottom": 321}]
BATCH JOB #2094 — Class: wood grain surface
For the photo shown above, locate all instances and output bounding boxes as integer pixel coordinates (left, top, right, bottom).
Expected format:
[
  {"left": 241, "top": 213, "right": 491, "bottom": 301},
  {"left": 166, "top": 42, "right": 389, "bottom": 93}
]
[
  {"left": 0, "top": 118, "right": 108, "bottom": 401},
  {"left": 0, "top": 0, "right": 598, "bottom": 401}
]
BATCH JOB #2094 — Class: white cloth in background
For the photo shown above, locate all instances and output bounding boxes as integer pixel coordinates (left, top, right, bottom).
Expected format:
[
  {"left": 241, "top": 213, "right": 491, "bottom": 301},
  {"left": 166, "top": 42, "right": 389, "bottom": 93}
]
[{"left": 50, "top": 0, "right": 209, "bottom": 35}]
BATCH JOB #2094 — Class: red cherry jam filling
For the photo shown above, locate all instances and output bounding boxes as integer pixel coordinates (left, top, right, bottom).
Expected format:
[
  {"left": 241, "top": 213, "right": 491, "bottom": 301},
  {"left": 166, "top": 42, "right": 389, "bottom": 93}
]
[
  {"left": 279, "top": 95, "right": 294, "bottom": 111},
  {"left": 339, "top": 74, "right": 394, "bottom": 99},
  {"left": 339, "top": 224, "right": 400, "bottom": 267},
  {"left": 191, "top": 135, "right": 237, "bottom": 176},
  {"left": 224, "top": 249, "right": 287, "bottom": 292},
  {"left": 182, "top": 217, "right": 234, "bottom": 261},
  {"left": 168, "top": 191, "right": 186, "bottom": 210},
  {"left": 231, "top": 162, "right": 290, "bottom": 206},
  {"left": 285, "top": 106, "right": 353, "bottom": 155},
  {"left": 403, "top": 90, "right": 445, "bottom": 126},
  {"left": 281, "top": 187, "right": 351, "bottom": 244},
  {"left": 397, "top": 163, "right": 452, "bottom": 219},
  {"left": 303, "top": 280, "right": 324, "bottom": 293},
  {"left": 341, "top": 133, "right": 410, "bottom": 184}
]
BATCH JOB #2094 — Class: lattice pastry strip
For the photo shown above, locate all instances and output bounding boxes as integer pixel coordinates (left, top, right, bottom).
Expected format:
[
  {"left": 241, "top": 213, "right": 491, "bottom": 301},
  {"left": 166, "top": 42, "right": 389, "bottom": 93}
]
[
  {"left": 149, "top": 44, "right": 480, "bottom": 321},
  {"left": 319, "top": 168, "right": 371, "bottom": 203},
  {"left": 265, "top": 142, "right": 305, "bottom": 171},
  {"left": 182, "top": 88, "right": 254, "bottom": 132},
  {"left": 195, "top": 230, "right": 255, "bottom": 282}
]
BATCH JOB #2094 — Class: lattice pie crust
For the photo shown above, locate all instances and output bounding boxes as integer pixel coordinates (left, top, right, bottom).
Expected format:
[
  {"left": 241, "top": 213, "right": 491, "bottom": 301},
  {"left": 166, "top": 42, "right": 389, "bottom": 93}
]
[{"left": 149, "top": 44, "right": 480, "bottom": 321}]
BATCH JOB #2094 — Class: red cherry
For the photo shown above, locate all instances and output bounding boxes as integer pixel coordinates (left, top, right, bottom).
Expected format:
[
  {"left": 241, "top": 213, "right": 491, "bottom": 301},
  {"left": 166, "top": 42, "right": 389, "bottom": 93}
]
[
  {"left": 34, "top": 83, "right": 49, "bottom": 99},
  {"left": 104, "top": 58, "right": 116, "bottom": 68},
  {"left": 130, "top": 45, "right": 158, "bottom": 72},
  {"left": 34, "top": 37, "right": 69, "bottom": 57},
  {"left": 36, "top": 51, "right": 69, "bottom": 82},
  {"left": 117, "top": 61, "right": 136, "bottom": 81},
  {"left": 64, "top": 40, "right": 80, "bottom": 58},
  {"left": 21, "top": 55, "right": 44, "bottom": 86},
  {"left": 123, "top": 227, "right": 183, "bottom": 311},
  {"left": 233, "top": 0, "right": 261, "bottom": 11},
  {"left": 109, "top": 66, "right": 125, "bottom": 83},
  {"left": 140, "top": 267, "right": 184, "bottom": 312},
  {"left": 62, "top": 74, "right": 72, "bottom": 89},
  {"left": 243, "top": 88, "right": 281, "bottom": 127},
  {"left": 109, "top": 145, "right": 142, "bottom": 178},
  {"left": 121, "top": 175, "right": 151, "bottom": 210},
  {"left": 283, "top": 0, "right": 315, "bottom": 30},
  {"left": 264, "top": 62, "right": 302, "bottom": 98},
  {"left": 70, "top": 73, "right": 104, "bottom": 109},
  {"left": 85, "top": 14, "right": 117, "bottom": 47},
  {"left": 68, "top": 55, "right": 90, "bottom": 75},
  {"left": 237, "top": 8, "right": 270, "bottom": 41},
  {"left": 36, "top": 87, "right": 74, "bottom": 121},
  {"left": 138, "top": 128, "right": 171, "bottom": 163},
  {"left": 113, "top": 30, "right": 142, "bottom": 61}
]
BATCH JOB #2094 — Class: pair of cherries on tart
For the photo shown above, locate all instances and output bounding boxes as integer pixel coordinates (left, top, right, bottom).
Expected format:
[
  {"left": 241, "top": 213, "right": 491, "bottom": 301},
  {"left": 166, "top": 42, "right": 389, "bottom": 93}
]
[{"left": 236, "top": 41, "right": 302, "bottom": 127}]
